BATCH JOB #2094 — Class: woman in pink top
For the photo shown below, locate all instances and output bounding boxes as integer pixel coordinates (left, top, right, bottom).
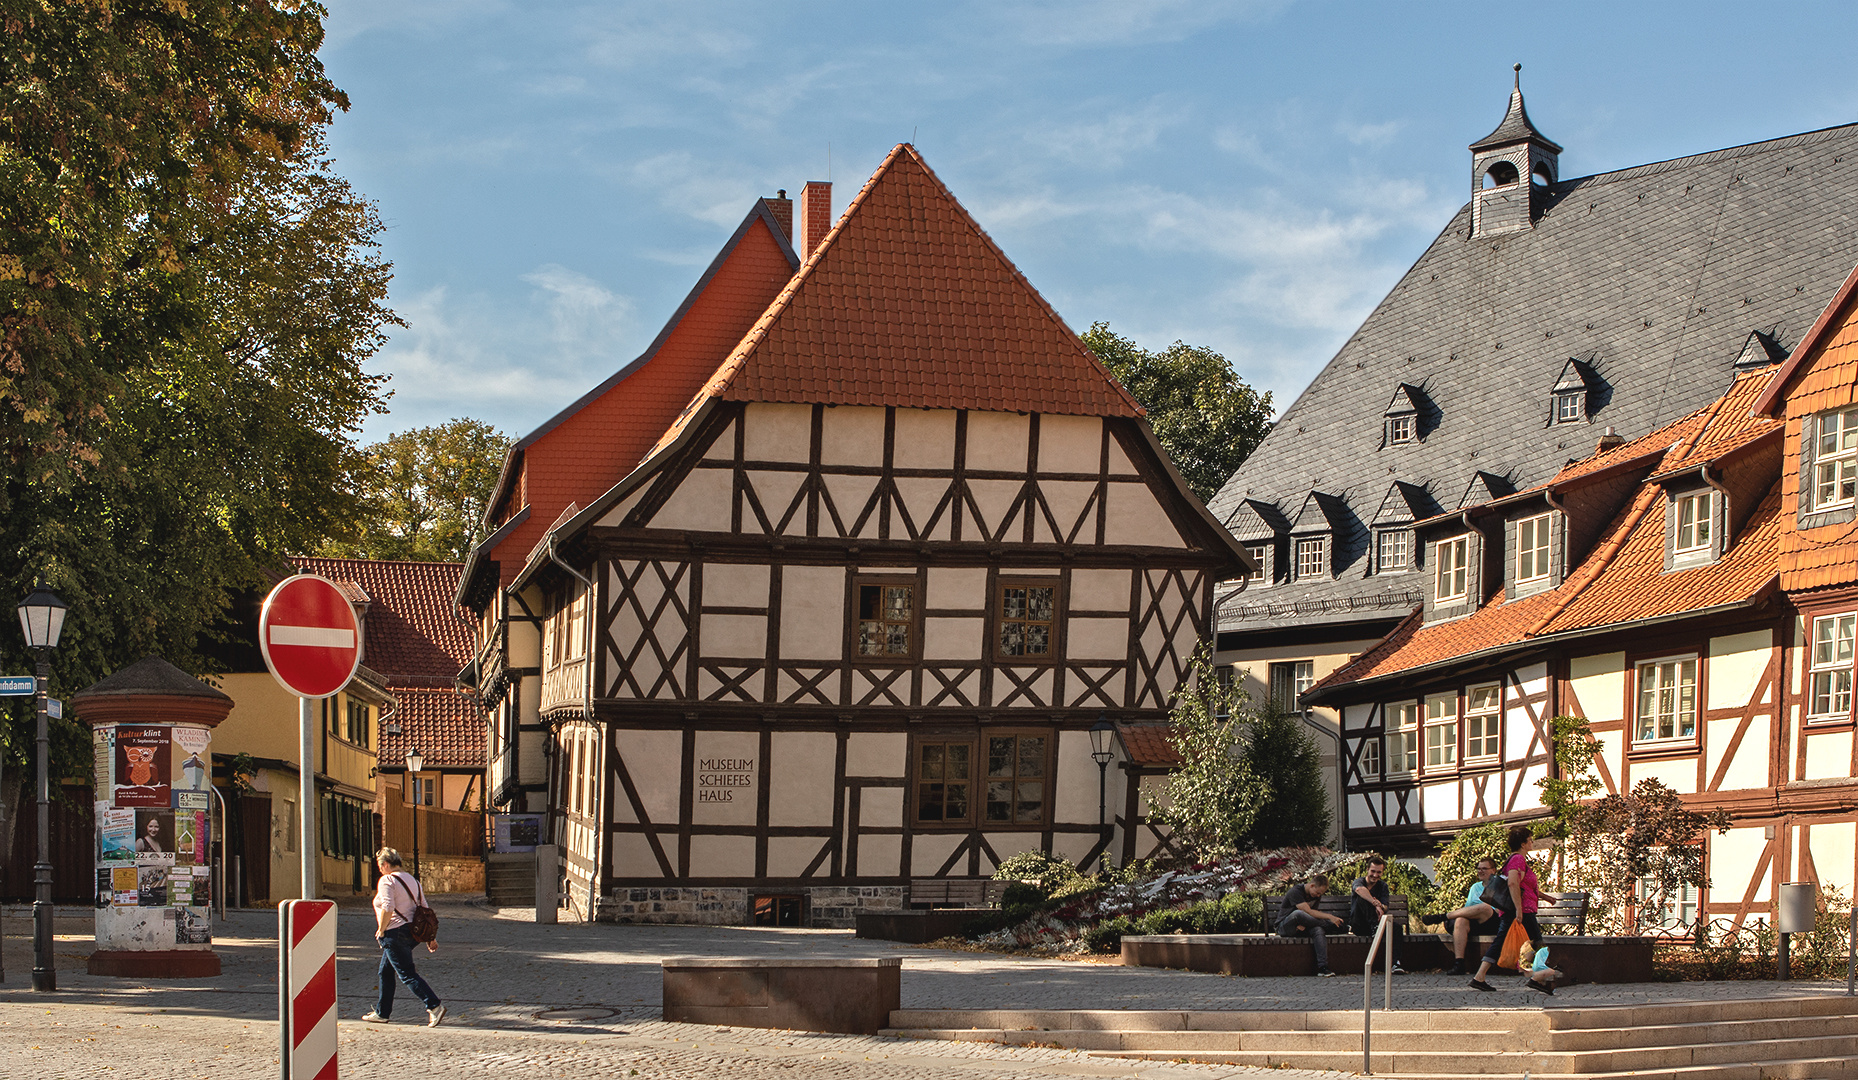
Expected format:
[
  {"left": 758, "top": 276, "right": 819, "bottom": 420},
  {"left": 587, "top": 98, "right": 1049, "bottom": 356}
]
[
  {"left": 361, "top": 847, "right": 445, "bottom": 1026},
  {"left": 1468, "top": 824, "right": 1545, "bottom": 991}
]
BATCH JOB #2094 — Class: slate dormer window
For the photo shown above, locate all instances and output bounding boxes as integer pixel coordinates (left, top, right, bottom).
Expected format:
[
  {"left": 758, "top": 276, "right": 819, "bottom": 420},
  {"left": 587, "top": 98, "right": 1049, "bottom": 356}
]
[
  {"left": 1244, "top": 543, "right": 1271, "bottom": 586},
  {"left": 1376, "top": 529, "right": 1411, "bottom": 573},
  {"left": 1550, "top": 358, "right": 1600, "bottom": 426},
  {"left": 1434, "top": 537, "right": 1469, "bottom": 602},
  {"left": 1294, "top": 536, "right": 1329, "bottom": 581},
  {"left": 1813, "top": 408, "right": 1858, "bottom": 511},
  {"left": 1382, "top": 385, "right": 1426, "bottom": 447},
  {"left": 1388, "top": 414, "right": 1415, "bottom": 445},
  {"left": 1554, "top": 391, "right": 1585, "bottom": 424}
]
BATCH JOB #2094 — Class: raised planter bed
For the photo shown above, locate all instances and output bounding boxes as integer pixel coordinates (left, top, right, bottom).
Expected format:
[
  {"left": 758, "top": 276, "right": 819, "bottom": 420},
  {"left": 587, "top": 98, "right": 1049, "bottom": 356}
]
[{"left": 662, "top": 956, "right": 901, "bottom": 1034}]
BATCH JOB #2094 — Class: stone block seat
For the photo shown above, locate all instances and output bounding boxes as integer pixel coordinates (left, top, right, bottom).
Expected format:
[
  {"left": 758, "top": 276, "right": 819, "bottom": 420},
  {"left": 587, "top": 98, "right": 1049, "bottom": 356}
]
[
  {"left": 662, "top": 956, "right": 901, "bottom": 1035},
  {"left": 855, "top": 878, "right": 1009, "bottom": 943}
]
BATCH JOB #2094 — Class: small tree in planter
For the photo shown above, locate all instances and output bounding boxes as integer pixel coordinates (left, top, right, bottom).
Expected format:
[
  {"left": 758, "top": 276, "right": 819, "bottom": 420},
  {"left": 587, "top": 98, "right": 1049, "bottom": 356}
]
[
  {"left": 1565, "top": 777, "right": 1730, "bottom": 935},
  {"left": 1148, "top": 647, "right": 1268, "bottom": 859}
]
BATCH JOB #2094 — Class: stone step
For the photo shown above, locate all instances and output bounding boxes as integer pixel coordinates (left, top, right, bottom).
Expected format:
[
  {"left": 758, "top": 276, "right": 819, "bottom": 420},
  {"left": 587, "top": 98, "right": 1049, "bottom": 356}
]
[
  {"left": 1543, "top": 993, "right": 1858, "bottom": 1031},
  {"left": 1335, "top": 1061, "right": 1858, "bottom": 1080},
  {"left": 1094, "top": 1046, "right": 1858, "bottom": 1079},
  {"left": 886, "top": 1027, "right": 1511, "bottom": 1053},
  {"left": 886, "top": 1007, "right": 1539, "bottom": 1035},
  {"left": 1547, "top": 1012, "right": 1858, "bottom": 1051},
  {"left": 1544, "top": 1033, "right": 1858, "bottom": 1074}
]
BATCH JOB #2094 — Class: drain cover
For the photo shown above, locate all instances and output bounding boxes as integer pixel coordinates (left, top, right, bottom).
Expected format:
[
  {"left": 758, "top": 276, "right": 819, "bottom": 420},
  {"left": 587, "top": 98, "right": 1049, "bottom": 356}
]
[{"left": 535, "top": 1006, "right": 619, "bottom": 1022}]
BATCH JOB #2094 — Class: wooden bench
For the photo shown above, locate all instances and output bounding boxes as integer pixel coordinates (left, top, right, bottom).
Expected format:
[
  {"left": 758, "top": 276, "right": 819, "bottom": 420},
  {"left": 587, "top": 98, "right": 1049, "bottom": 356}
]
[{"left": 907, "top": 878, "right": 1009, "bottom": 909}]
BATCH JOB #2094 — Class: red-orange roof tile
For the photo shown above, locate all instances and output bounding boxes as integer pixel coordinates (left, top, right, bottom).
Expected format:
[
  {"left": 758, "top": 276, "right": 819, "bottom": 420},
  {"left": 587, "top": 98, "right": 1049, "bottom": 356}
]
[{"left": 1119, "top": 723, "right": 1182, "bottom": 768}]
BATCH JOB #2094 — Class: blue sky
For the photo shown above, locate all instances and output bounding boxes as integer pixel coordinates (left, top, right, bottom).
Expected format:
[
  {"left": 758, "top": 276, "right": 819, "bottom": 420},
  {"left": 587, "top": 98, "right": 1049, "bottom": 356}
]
[{"left": 320, "top": 1, "right": 1858, "bottom": 443}]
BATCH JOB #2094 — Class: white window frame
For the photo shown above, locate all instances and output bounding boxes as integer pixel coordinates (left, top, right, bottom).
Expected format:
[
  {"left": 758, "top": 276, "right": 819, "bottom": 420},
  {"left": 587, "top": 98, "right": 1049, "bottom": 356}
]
[
  {"left": 1465, "top": 683, "right": 1501, "bottom": 760},
  {"left": 1635, "top": 654, "right": 1699, "bottom": 744},
  {"left": 1435, "top": 536, "right": 1469, "bottom": 602},
  {"left": 1245, "top": 543, "right": 1269, "bottom": 584},
  {"left": 1516, "top": 513, "right": 1553, "bottom": 583},
  {"left": 1377, "top": 529, "right": 1410, "bottom": 573},
  {"left": 1295, "top": 537, "right": 1328, "bottom": 581},
  {"left": 1387, "top": 414, "right": 1415, "bottom": 444},
  {"left": 1809, "top": 613, "right": 1856, "bottom": 722},
  {"left": 1385, "top": 703, "right": 1418, "bottom": 777},
  {"left": 1636, "top": 873, "right": 1700, "bottom": 933},
  {"left": 1675, "top": 492, "right": 1713, "bottom": 554},
  {"left": 1815, "top": 408, "right": 1858, "bottom": 511},
  {"left": 1269, "top": 660, "right": 1315, "bottom": 714},
  {"left": 1424, "top": 693, "right": 1458, "bottom": 769},
  {"left": 1555, "top": 391, "right": 1584, "bottom": 424},
  {"left": 1357, "top": 739, "right": 1381, "bottom": 781}
]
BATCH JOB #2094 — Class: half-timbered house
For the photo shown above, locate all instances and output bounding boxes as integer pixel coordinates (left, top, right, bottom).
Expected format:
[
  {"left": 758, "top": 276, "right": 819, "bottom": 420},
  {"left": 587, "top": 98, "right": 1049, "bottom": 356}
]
[
  {"left": 457, "top": 145, "right": 1248, "bottom": 925},
  {"left": 1303, "top": 261, "right": 1858, "bottom": 927}
]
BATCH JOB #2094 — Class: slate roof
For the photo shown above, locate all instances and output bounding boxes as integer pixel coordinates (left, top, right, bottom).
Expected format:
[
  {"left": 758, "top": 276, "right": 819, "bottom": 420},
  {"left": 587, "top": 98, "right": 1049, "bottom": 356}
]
[
  {"left": 1469, "top": 76, "right": 1562, "bottom": 154},
  {"left": 1306, "top": 370, "right": 1783, "bottom": 697},
  {"left": 291, "top": 557, "right": 483, "bottom": 770},
  {"left": 1210, "top": 118, "right": 1858, "bottom": 631},
  {"left": 651, "top": 143, "right": 1143, "bottom": 461}
]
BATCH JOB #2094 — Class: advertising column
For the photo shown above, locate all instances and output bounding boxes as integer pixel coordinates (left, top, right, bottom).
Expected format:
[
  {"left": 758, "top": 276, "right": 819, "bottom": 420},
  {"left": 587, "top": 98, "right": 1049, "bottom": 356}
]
[{"left": 72, "top": 657, "right": 232, "bottom": 978}]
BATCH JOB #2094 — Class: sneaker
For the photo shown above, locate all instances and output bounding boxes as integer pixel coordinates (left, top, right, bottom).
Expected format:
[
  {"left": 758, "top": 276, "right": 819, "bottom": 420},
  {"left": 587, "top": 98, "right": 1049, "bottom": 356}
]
[
  {"left": 1392, "top": 964, "right": 1408, "bottom": 975},
  {"left": 361, "top": 1011, "right": 389, "bottom": 1023},
  {"left": 1469, "top": 979, "right": 1496, "bottom": 992},
  {"left": 427, "top": 1005, "right": 446, "bottom": 1027},
  {"left": 1448, "top": 960, "right": 1467, "bottom": 976},
  {"left": 1315, "top": 967, "right": 1336, "bottom": 977},
  {"left": 1421, "top": 912, "right": 1449, "bottom": 925},
  {"left": 1526, "top": 979, "right": 1554, "bottom": 996}
]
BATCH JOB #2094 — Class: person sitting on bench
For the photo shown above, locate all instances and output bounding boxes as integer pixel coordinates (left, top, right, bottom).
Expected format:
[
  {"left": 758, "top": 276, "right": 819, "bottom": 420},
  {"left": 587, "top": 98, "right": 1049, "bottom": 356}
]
[
  {"left": 1276, "top": 873, "right": 1346, "bottom": 977},
  {"left": 1350, "top": 856, "right": 1407, "bottom": 975},
  {"left": 1430, "top": 857, "right": 1501, "bottom": 976}
]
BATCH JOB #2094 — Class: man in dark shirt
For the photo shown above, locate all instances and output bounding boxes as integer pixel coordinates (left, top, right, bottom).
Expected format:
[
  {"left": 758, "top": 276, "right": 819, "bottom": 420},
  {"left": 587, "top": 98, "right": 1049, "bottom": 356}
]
[
  {"left": 1350, "top": 856, "right": 1407, "bottom": 974},
  {"left": 1275, "top": 873, "right": 1346, "bottom": 976}
]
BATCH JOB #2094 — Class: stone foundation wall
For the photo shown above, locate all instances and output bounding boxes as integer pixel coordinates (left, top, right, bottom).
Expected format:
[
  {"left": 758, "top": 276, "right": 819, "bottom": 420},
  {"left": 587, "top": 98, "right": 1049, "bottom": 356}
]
[
  {"left": 598, "top": 884, "right": 906, "bottom": 927},
  {"left": 419, "top": 855, "right": 485, "bottom": 894}
]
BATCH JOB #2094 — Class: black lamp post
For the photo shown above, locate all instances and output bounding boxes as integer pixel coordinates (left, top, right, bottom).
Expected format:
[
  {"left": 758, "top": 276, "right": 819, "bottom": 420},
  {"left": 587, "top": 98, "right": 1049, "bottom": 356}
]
[
  {"left": 1088, "top": 715, "right": 1115, "bottom": 876},
  {"left": 18, "top": 585, "right": 67, "bottom": 993},
  {"left": 405, "top": 747, "right": 423, "bottom": 879}
]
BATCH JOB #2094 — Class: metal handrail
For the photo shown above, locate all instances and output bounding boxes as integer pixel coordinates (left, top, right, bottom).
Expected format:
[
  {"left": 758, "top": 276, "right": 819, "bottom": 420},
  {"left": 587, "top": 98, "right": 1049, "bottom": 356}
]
[
  {"left": 1361, "top": 913, "right": 1396, "bottom": 1074},
  {"left": 1847, "top": 906, "right": 1855, "bottom": 996}
]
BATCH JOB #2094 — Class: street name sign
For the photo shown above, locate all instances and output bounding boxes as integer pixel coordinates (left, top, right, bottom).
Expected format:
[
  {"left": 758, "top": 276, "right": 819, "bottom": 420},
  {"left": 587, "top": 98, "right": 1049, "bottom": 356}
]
[
  {"left": 0, "top": 675, "right": 34, "bottom": 696},
  {"left": 259, "top": 574, "right": 361, "bottom": 700}
]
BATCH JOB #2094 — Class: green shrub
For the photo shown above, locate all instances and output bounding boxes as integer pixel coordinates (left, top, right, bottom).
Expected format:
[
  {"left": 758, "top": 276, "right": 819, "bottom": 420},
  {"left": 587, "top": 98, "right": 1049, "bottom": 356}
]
[
  {"left": 1047, "top": 876, "right": 1109, "bottom": 907},
  {"left": 1432, "top": 822, "right": 1514, "bottom": 917},
  {"left": 1084, "top": 915, "right": 1135, "bottom": 953},
  {"left": 1000, "top": 881, "right": 1050, "bottom": 909},
  {"left": 992, "top": 850, "right": 1081, "bottom": 887},
  {"left": 1331, "top": 854, "right": 1436, "bottom": 917}
]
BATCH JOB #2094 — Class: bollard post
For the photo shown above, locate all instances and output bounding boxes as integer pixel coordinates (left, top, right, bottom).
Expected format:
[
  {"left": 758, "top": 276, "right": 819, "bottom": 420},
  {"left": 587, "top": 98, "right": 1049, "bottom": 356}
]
[{"left": 535, "top": 844, "right": 559, "bottom": 924}]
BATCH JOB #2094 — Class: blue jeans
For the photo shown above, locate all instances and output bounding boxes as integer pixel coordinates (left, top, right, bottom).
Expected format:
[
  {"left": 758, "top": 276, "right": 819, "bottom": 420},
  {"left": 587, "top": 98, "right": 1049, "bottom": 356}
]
[
  {"left": 376, "top": 927, "right": 441, "bottom": 1017},
  {"left": 1276, "top": 910, "right": 1330, "bottom": 969}
]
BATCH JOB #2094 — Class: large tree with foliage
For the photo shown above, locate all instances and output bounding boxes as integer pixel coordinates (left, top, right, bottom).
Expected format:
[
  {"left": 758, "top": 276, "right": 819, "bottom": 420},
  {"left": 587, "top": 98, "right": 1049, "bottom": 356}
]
[
  {"left": 1080, "top": 322, "right": 1273, "bottom": 503},
  {"left": 323, "top": 419, "right": 513, "bottom": 563},
  {"left": 1241, "top": 709, "right": 1330, "bottom": 848},
  {"left": 1, "top": 2, "right": 393, "bottom": 776}
]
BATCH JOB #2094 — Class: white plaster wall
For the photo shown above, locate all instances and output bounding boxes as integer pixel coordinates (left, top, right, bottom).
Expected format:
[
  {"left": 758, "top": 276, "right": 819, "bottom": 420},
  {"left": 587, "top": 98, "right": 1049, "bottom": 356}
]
[
  {"left": 1713, "top": 826, "right": 1771, "bottom": 904},
  {"left": 1713, "top": 716, "right": 1772, "bottom": 790},
  {"left": 1708, "top": 630, "right": 1772, "bottom": 710},
  {"left": 820, "top": 406, "right": 887, "bottom": 466},
  {"left": 1808, "top": 820, "right": 1856, "bottom": 897},
  {"left": 769, "top": 732, "right": 837, "bottom": 826},
  {"left": 1102, "top": 483, "right": 1183, "bottom": 548},
  {"left": 860, "top": 786, "right": 903, "bottom": 827},
  {"left": 1512, "top": 762, "right": 1548, "bottom": 811},
  {"left": 766, "top": 836, "right": 824, "bottom": 878},
  {"left": 1421, "top": 780, "right": 1455, "bottom": 825},
  {"left": 1805, "top": 730, "right": 1854, "bottom": 780},
  {"left": 649, "top": 468, "right": 733, "bottom": 531},
  {"left": 968, "top": 479, "right": 1020, "bottom": 537},
  {"left": 1040, "top": 481, "right": 1097, "bottom": 542},
  {"left": 610, "top": 833, "right": 661, "bottom": 879},
  {"left": 701, "top": 417, "right": 735, "bottom": 460},
  {"left": 1631, "top": 757, "right": 1696, "bottom": 795},
  {"left": 688, "top": 834, "right": 755, "bottom": 878},
  {"left": 925, "top": 618, "right": 983, "bottom": 660},
  {"left": 857, "top": 833, "right": 902, "bottom": 878},
  {"left": 892, "top": 410, "right": 956, "bottom": 471},
  {"left": 743, "top": 403, "right": 813, "bottom": 463},
  {"left": 845, "top": 732, "right": 906, "bottom": 778},
  {"left": 1070, "top": 569, "right": 1129, "bottom": 612},
  {"left": 1050, "top": 830, "right": 1099, "bottom": 870},
  {"left": 1105, "top": 437, "right": 1140, "bottom": 476},
  {"left": 701, "top": 614, "right": 766, "bottom": 658},
  {"left": 1570, "top": 652, "right": 1626, "bottom": 722},
  {"left": 1038, "top": 415, "right": 1101, "bottom": 474},
  {"left": 965, "top": 412, "right": 1030, "bottom": 473},
  {"left": 910, "top": 832, "right": 963, "bottom": 876},
  {"left": 691, "top": 731, "right": 759, "bottom": 827},
  {"left": 983, "top": 833, "right": 1042, "bottom": 871},
  {"left": 1067, "top": 618, "right": 1128, "bottom": 660},
  {"left": 596, "top": 485, "right": 648, "bottom": 526},
  {"left": 893, "top": 477, "right": 952, "bottom": 539},
  {"left": 745, "top": 469, "right": 806, "bottom": 533},
  {"left": 779, "top": 565, "right": 844, "bottom": 660},
  {"left": 927, "top": 567, "right": 987, "bottom": 610},
  {"left": 617, "top": 729, "right": 683, "bottom": 824},
  {"left": 1052, "top": 732, "right": 1104, "bottom": 826}
]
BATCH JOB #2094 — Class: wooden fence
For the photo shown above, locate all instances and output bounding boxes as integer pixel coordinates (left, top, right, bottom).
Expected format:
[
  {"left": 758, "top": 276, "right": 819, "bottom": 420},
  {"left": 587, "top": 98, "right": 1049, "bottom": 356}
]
[{"left": 381, "top": 798, "right": 483, "bottom": 859}]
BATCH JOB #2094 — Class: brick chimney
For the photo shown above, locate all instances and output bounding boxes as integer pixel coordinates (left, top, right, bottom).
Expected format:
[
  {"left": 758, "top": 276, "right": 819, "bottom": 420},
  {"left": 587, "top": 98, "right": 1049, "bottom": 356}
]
[
  {"left": 1594, "top": 426, "right": 1624, "bottom": 455},
  {"left": 762, "top": 190, "right": 792, "bottom": 244},
  {"left": 796, "top": 181, "right": 832, "bottom": 260}
]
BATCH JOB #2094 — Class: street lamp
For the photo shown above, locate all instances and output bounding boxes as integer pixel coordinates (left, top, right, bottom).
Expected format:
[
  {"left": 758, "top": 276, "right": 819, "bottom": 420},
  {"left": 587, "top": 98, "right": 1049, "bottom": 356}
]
[
  {"left": 18, "top": 584, "right": 68, "bottom": 993},
  {"left": 1088, "top": 715, "right": 1115, "bottom": 876},
  {"left": 405, "top": 747, "right": 423, "bottom": 879}
]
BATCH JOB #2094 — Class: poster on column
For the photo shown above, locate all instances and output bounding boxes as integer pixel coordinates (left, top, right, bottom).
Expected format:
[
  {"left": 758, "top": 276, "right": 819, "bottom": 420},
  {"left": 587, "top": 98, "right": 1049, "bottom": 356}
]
[
  {"left": 172, "top": 726, "right": 210, "bottom": 794},
  {"left": 98, "top": 807, "right": 136, "bottom": 863},
  {"left": 113, "top": 727, "right": 171, "bottom": 807},
  {"left": 93, "top": 727, "right": 113, "bottom": 792},
  {"left": 134, "top": 810, "right": 176, "bottom": 860}
]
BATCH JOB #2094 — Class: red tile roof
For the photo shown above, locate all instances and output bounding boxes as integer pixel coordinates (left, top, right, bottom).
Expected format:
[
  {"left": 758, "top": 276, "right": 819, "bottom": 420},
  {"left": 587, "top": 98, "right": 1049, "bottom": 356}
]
[
  {"left": 1119, "top": 723, "right": 1182, "bottom": 768},
  {"left": 652, "top": 145, "right": 1142, "bottom": 458},
  {"left": 1311, "top": 370, "right": 1783, "bottom": 695},
  {"left": 291, "top": 557, "right": 483, "bottom": 770}
]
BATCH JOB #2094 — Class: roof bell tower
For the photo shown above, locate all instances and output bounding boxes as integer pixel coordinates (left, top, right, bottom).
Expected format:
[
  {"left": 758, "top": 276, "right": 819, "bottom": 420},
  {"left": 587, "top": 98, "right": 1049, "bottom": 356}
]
[{"left": 1469, "top": 64, "right": 1561, "bottom": 239}]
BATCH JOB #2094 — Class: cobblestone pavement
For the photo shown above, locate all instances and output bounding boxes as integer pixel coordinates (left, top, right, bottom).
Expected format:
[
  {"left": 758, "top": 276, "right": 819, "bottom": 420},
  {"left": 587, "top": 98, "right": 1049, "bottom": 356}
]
[{"left": 0, "top": 901, "right": 1847, "bottom": 1078}]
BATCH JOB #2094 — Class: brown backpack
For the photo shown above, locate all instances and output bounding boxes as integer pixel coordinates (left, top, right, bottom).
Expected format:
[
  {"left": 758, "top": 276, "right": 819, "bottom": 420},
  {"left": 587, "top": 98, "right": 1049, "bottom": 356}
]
[{"left": 391, "top": 873, "right": 439, "bottom": 943}]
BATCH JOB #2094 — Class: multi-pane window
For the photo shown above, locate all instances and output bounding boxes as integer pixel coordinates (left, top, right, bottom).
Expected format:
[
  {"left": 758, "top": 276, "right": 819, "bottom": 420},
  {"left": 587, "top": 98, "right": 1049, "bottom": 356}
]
[
  {"left": 1388, "top": 414, "right": 1415, "bottom": 444},
  {"left": 1555, "top": 392, "right": 1585, "bottom": 424},
  {"left": 1465, "top": 683, "right": 1501, "bottom": 759},
  {"left": 346, "top": 700, "right": 369, "bottom": 746},
  {"left": 1269, "top": 660, "right": 1314, "bottom": 714},
  {"left": 1809, "top": 613, "right": 1856, "bottom": 721},
  {"left": 1357, "top": 739, "right": 1381, "bottom": 781},
  {"left": 914, "top": 741, "right": 972, "bottom": 823},
  {"left": 1435, "top": 537, "right": 1469, "bottom": 602},
  {"left": 1636, "top": 656, "right": 1699, "bottom": 742},
  {"left": 984, "top": 735, "right": 1047, "bottom": 824},
  {"left": 857, "top": 582, "right": 915, "bottom": 658},
  {"left": 1378, "top": 530, "right": 1410, "bottom": 572},
  {"left": 1676, "top": 493, "right": 1713, "bottom": 553},
  {"left": 1295, "top": 537, "right": 1328, "bottom": 580},
  {"left": 1516, "top": 514, "right": 1552, "bottom": 582},
  {"left": 1245, "top": 544, "right": 1269, "bottom": 583},
  {"left": 1814, "top": 408, "right": 1858, "bottom": 510},
  {"left": 1425, "top": 693, "right": 1458, "bottom": 769},
  {"left": 1637, "top": 876, "right": 1700, "bottom": 932},
  {"left": 1386, "top": 703, "right": 1418, "bottom": 776},
  {"left": 405, "top": 775, "right": 435, "bottom": 806},
  {"left": 997, "top": 582, "right": 1056, "bottom": 658}
]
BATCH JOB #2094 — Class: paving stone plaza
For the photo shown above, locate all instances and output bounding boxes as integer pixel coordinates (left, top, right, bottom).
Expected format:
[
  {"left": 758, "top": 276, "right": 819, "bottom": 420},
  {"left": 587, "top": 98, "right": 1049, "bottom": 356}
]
[{"left": 0, "top": 899, "right": 1848, "bottom": 1079}]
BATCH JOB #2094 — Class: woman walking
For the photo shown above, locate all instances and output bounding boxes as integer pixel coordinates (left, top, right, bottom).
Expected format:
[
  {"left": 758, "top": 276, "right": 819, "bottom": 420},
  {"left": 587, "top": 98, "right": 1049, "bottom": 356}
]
[
  {"left": 362, "top": 847, "right": 446, "bottom": 1026},
  {"left": 1468, "top": 824, "right": 1543, "bottom": 992}
]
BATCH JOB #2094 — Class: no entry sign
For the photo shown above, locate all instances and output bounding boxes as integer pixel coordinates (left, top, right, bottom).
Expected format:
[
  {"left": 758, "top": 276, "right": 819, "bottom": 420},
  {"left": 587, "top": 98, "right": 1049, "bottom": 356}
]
[{"left": 259, "top": 574, "right": 361, "bottom": 700}]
